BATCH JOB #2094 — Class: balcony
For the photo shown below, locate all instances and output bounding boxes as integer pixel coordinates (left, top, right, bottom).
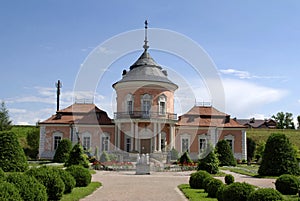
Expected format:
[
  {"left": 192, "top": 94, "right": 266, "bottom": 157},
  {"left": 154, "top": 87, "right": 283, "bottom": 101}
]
[{"left": 114, "top": 111, "right": 177, "bottom": 120}]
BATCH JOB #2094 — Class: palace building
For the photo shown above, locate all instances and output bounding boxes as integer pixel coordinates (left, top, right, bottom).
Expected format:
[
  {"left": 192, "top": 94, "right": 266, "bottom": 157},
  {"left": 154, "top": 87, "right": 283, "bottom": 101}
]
[{"left": 39, "top": 23, "right": 247, "bottom": 161}]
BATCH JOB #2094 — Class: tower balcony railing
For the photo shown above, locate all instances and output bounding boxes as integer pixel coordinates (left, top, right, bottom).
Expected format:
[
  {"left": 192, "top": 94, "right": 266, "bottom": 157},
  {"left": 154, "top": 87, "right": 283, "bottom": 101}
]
[{"left": 114, "top": 111, "right": 177, "bottom": 120}]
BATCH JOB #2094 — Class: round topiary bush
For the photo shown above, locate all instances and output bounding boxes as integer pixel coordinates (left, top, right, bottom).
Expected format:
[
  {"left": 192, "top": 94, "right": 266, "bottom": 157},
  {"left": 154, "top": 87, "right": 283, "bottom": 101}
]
[
  {"left": 189, "top": 170, "right": 212, "bottom": 189},
  {"left": 206, "top": 178, "right": 224, "bottom": 198},
  {"left": 6, "top": 172, "right": 47, "bottom": 201},
  {"left": 275, "top": 174, "right": 300, "bottom": 195},
  {"left": 224, "top": 174, "right": 234, "bottom": 185},
  {"left": 66, "top": 165, "right": 91, "bottom": 187},
  {"left": 65, "top": 143, "right": 89, "bottom": 168},
  {"left": 50, "top": 167, "right": 76, "bottom": 194},
  {"left": 248, "top": 188, "right": 284, "bottom": 201},
  {"left": 222, "top": 182, "right": 255, "bottom": 201},
  {"left": 216, "top": 184, "right": 225, "bottom": 201},
  {"left": 26, "top": 166, "right": 65, "bottom": 201},
  {"left": 0, "top": 181, "right": 22, "bottom": 201},
  {"left": 0, "top": 131, "right": 29, "bottom": 172},
  {"left": 53, "top": 139, "right": 73, "bottom": 163}
]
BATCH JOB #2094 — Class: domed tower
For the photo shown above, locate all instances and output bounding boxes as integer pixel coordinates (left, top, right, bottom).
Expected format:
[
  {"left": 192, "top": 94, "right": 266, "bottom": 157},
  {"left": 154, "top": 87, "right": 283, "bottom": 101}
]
[{"left": 113, "top": 21, "right": 178, "bottom": 154}]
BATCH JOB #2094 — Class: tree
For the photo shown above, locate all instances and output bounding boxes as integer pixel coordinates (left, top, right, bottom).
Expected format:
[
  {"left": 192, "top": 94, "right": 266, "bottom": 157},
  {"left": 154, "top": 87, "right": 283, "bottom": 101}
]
[
  {"left": 272, "top": 112, "right": 294, "bottom": 129},
  {"left": 53, "top": 139, "right": 72, "bottom": 163},
  {"left": 258, "top": 133, "right": 300, "bottom": 176},
  {"left": 65, "top": 143, "right": 89, "bottom": 168},
  {"left": 25, "top": 129, "right": 40, "bottom": 159},
  {"left": 0, "top": 131, "right": 28, "bottom": 172},
  {"left": 246, "top": 137, "right": 256, "bottom": 165},
  {"left": 297, "top": 115, "right": 300, "bottom": 129},
  {"left": 0, "top": 101, "right": 12, "bottom": 131},
  {"left": 215, "top": 140, "right": 236, "bottom": 166},
  {"left": 198, "top": 144, "right": 219, "bottom": 174}
]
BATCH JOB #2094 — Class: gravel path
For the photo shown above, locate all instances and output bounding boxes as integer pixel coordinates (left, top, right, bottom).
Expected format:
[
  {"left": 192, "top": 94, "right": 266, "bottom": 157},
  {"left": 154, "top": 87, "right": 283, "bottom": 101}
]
[{"left": 81, "top": 170, "right": 276, "bottom": 201}]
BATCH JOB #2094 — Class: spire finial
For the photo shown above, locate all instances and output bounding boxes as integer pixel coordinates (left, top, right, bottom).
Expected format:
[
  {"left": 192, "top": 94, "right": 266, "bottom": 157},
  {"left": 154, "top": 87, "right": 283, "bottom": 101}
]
[{"left": 143, "top": 20, "right": 149, "bottom": 51}]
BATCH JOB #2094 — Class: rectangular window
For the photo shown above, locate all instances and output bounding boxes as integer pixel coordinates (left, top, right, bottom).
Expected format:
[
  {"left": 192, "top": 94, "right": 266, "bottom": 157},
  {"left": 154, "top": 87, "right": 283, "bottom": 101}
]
[
  {"left": 143, "top": 100, "right": 151, "bottom": 116},
  {"left": 159, "top": 102, "right": 166, "bottom": 114},
  {"left": 161, "top": 139, "right": 166, "bottom": 151},
  {"left": 102, "top": 136, "right": 109, "bottom": 151},
  {"left": 226, "top": 139, "right": 233, "bottom": 151},
  {"left": 181, "top": 138, "right": 189, "bottom": 152},
  {"left": 127, "top": 101, "right": 133, "bottom": 114},
  {"left": 83, "top": 136, "right": 91, "bottom": 150},
  {"left": 54, "top": 136, "right": 61, "bottom": 150},
  {"left": 126, "top": 138, "right": 131, "bottom": 152},
  {"left": 199, "top": 138, "right": 206, "bottom": 152}
]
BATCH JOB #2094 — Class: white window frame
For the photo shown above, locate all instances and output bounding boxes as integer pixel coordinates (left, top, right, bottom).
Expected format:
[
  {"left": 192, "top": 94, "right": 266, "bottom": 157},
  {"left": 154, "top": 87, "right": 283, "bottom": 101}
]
[
  {"left": 126, "top": 94, "right": 134, "bottom": 114},
  {"left": 198, "top": 134, "right": 208, "bottom": 153},
  {"left": 101, "top": 133, "right": 110, "bottom": 152},
  {"left": 53, "top": 132, "right": 63, "bottom": 150},
  {"left": 224, "top": 134, "right": 235, "bottom": 153},
  {"left": 180, "top": 134, "right": 190, "bottom": 153},
  {"left": 141, "top": 94, "right": 152, "bottom": 116},
  {"left": 82, "top": 132, "right": 91, "bottom": 151},
  {"left": 158, "top": 95, "right": 166, "bottom": 115}
]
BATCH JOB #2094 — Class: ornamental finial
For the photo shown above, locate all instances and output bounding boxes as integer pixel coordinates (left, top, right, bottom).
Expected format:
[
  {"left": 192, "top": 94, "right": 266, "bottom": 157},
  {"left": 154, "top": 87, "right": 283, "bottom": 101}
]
[{"left": 143, "top": 20, "right": 149, "bottom": 50}]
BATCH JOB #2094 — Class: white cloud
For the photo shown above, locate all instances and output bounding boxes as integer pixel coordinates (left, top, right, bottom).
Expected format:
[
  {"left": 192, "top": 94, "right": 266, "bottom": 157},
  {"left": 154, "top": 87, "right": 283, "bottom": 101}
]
[
  {"left": 220, "top": 68, "right": 285, "bottom": 80},
  {"left": 10, "top": 108, "right": 54, "bottom": 125},
  {"left": 9, "top": 108, "right": 27, "bottom": 114}
]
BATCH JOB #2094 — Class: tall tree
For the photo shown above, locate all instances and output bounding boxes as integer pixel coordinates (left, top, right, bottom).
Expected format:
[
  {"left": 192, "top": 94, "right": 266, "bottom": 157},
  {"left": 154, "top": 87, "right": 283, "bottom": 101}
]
[
  {"left": 246, "top": 137, "right": 256, "bottom": 165},
  {"left": 215, "top": 140, "right": 236, "bottom": 166},
  {"left": 297, "top": 115, "right": 300, "bottom": 129},
  {"left": 272, "top": 112, "right": 294, "bottom": 129},
  {"left": 0, "top": 101, "right": 12, "bottom": 131}
]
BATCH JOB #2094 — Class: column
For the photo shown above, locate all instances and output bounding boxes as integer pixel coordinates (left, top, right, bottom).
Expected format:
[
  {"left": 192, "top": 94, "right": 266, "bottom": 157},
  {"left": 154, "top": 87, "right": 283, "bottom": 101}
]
[
  {"left": 135, "top": 122, "right": 138, "bottom": 151},
  {"left": 158, "top": 123, "right": 161, "bottom": 152},
  {"left": 153, "top": 123, "right": 157, "bottom": 151},
  {"left": 130, "top": 122, "right": 134, "bottom": 151},
  {"left": 170, "top": 124, "right": 175, "bottom": 149},
  {"left": 242, "top": 130, "right": 247, "bottom": 160},
  {"left": 117, "top": 123, "right": 121, "bottom": 149},
  {"left": 114, "top": 123, "right": 118, "bottom": 150}
]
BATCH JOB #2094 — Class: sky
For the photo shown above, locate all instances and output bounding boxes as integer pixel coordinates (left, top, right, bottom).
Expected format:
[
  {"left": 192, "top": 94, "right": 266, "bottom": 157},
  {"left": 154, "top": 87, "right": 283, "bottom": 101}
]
[{"left": 1, "top": 0, "right": 300, "bottom": 125}]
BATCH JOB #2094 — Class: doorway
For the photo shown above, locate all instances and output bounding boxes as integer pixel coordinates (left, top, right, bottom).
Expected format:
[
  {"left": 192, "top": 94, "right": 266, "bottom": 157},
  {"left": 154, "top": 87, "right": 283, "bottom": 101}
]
[{"left": 140, "top": 139, "right": 151, "bottom": 154}]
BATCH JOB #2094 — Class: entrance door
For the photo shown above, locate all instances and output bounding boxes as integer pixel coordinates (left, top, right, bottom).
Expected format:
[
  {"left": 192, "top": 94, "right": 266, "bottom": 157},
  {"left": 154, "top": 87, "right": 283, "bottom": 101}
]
[{"left": 140, "top": 139, "right": 151, "bottom": 154}]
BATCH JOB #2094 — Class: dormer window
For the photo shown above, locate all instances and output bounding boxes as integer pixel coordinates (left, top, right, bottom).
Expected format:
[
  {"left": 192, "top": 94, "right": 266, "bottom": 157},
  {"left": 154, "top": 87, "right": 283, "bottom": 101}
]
[{"left": 158, "top": 95, "right": 166, "bottom": 115}]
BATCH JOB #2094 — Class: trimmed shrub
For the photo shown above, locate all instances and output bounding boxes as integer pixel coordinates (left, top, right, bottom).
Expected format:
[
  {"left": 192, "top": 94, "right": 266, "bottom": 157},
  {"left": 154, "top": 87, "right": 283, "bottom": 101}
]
[
  {"left": 0, "top": 181, "right": 22, "bottom": 201},
  {"left": 248, "top": 188, "right": 284, "bottom": 201},
  {"left": 0, "top": 168, "right": 5, "bottom": 181},
  {"left": 206, "top": 178, "right": 224, "bottom": 198},
  {"left": 170, "top": 148, "right": 179, "bottom": 160},
  {"left": 222, "top": 182, "right": 255, "bottom": 201},
  {"left": 247, "top": 137, "right": 256, "bottom": 164},
  {"left": 215, "top": 140, "right": 236, "bottom": 167},
  {"left": 99, "top": 151, "right": 110, "bottom": 163},
  {"left": 275, "top": 174, "right": 300, "bottom": 195},
  {"left": 53, "top": 139, "right": 72, "bottom": 163},
  {"left": 203, "top": 176, "right": 213, "bottom": 191},
  {"left": 66, "top": 165, "right": 91, "bottom": 187},
  {"left": 0, "top": 131, "right": 29, "bottom": 172},
  {"left": 198, "top": 147, "right": 219, "bottom": 174},
  {"left": 258, "top": 133, "right": 300, "bottom": 176},
  {"left": 189, "top": 170, "right": 212, "bottom": 189},
  {"left": 216, "top": 184, "right": 225, "bottom": 201},
  {"left": 65, "top": 143, "right": 89, "bottom": 168},
  {"left": 178, "top": 152, "right": 193, "bottom": 165},
  {"left": 224, "top": 174, "right": 234, "bottom": 185},
  {"left": 50, "top": 167, "right": 76, "bottom": 194},
  {"left": 6, "top": 172, "right": 47, "bottom": 201},
  {"left": 26, "top": 166, "right": 65, "bottom": 201}
]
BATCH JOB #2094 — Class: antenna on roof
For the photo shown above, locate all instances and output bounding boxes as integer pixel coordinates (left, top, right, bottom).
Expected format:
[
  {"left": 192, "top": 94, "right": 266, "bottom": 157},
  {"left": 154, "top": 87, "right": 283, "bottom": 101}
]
[
  {"left": 143, "top": 20, "right": 149, "bottom": 51},
  {"left": 55, "top": 80, "right": 62, "bottom": 111}
]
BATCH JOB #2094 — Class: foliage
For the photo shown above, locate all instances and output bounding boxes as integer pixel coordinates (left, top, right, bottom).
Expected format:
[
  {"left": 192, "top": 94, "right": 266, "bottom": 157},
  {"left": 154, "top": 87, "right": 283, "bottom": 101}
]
[
  {"left": 0, "top": 168, "right": 5, "bottom": 181},
  {"left": 198, "top": 146, "right": 219, "bottom": 174},
  {"left": 216, "top": 184, "right": 225, "bottom": 201},
  {"left": 0, "top": 131, "right": 28, "bottom": 172},
  {"left": 50, "top": 167, "right": 76, "bottom": 194},
  {"left": 255, "top": 140, "right": 265, "bottom": 163},
  {"left": 66, "top": 165, "right": 91, "bottom": 187},
  {"left": 178, "top": 151, "right": 193, "bottom": 165},
  {"left": 0, "top": 181, "right": 22, "bottom": 201},
  {"left": 0, "top": 101, "right": 12, "bottom": 131},
  {"left": 297, "top": 115, "right": 300, "bottom": 129},
  {"left": 189, "top": 170, "right": 212, "bottom": 189},
  {"left": 272, "top": 112, "right": 295, "bottom": 129},
  {"left": 206, "top": 178, "right": 224, "bottom": 198},
  {"left": 99, "top": 151, "right": 110, "bottom": 163},
  {"left": 25, "top": 129, "right": 40, "bottom": 159},
  {"left": 215, "top": 140, "right": 236, "bottom": 166},
  {"left": 258, "top": 133, "right": 300, "bottom": 176},
  {"left": 178, "top": 184, "right": 216, "bottom": 201},
  {"left": 224, "top": 174, "right": 234, "bottom": 185},
  {"left": 6, "top": 172, "right": 47, "bottom": 201},
  {"left": 26, "top": 166, "right": 65, "bottom": 201},
  {"left": 247, "top": 137, "right": 256, "bottom": 164},
  {"left": 170, "top": 148, "right": 179, "bottom": 160},
  {"left": 65, "top": 143, "right": 89, "bottom": 168},
  {"left": 53, "top": 139, "right": 73, "bottom": 163},
  {"left": 275, "top": 174, "right": 300, "bottom": 195},
  {"left": 60, "top": 182, "right": 102, "bottom": 201},
  {"left": 222, "top": 182, "right": 255, "bottom": 201},
  {"left": 248, "top": 188, "right": 284, "bottom": 201}
]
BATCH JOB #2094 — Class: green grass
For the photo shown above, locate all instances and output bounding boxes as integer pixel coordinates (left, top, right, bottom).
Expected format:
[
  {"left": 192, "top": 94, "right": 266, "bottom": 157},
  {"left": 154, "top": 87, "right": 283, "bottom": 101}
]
[
  {"left": 60, "top": 182, "right": 102, "bottom": 201},
  {"left": 220, "top": 164, "right": 259, "bottom": 177},
  {"left": 178, "top": 184, "right": 217, "bottom": 201}
]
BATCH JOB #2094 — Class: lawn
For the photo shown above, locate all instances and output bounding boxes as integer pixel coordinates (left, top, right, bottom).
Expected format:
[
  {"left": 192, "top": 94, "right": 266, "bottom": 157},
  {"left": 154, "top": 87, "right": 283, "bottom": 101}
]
[
  {"left": 61, "top": 182, "right": 102, "bottom": 201},
  {"left": 178, "top": 184, "right": 216, "bottom": 201}
]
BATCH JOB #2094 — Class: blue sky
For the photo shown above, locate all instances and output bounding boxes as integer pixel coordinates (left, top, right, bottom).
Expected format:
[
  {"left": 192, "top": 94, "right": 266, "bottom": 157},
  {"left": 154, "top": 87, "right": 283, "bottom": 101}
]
[{"left": 1, "top": 1, "right": 300, "bottom": 125}]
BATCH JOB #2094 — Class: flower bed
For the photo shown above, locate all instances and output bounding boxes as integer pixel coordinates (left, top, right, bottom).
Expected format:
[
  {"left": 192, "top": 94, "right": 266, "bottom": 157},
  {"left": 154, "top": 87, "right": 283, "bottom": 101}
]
[{"left": 92, "top": 161, "right": 134, "bottom": 171}]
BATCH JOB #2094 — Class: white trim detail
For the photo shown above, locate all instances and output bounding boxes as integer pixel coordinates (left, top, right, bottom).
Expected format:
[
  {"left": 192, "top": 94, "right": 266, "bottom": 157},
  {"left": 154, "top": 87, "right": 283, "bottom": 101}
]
[
  {"left": 198, "top": 134, "right": 208, "bottom": 154},
  {"left": 224, "top": 134, "right": 235, "bottom": 154},
  {"left": 101, "top": 132, "right": 110, "bottom": 152},
  {"left": 82, "top": 132, "right": 92, "bottom": 150},
  {"left": 53, "top": 131, "right": 63, "bottom": 151},
  {"left": 180, "top": 134, "right": 190, "bottom": 153}
]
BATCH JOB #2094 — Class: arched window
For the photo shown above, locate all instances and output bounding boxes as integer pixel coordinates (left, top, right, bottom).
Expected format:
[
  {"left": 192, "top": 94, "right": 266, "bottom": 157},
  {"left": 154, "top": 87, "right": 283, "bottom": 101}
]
[
  {"left": 141, "top": 94, "right": 152, "bottom": 117},
  {"left": 101, "top": 133, "right": 110, "bottom": 152},
  {"left": 158, "top": 95, "right": 166, "bottom": 115},
  {"left": 126, "top": 94, "right": 134, "bottom": 114}
]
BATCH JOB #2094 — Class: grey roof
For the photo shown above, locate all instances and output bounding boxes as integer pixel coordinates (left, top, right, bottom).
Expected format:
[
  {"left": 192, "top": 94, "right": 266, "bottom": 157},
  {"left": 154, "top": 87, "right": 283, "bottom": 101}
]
[{"left": 113, "top": 50, "right": 178, "bottom": 87}]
